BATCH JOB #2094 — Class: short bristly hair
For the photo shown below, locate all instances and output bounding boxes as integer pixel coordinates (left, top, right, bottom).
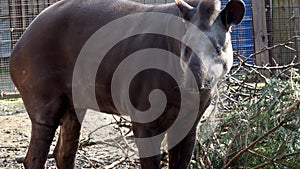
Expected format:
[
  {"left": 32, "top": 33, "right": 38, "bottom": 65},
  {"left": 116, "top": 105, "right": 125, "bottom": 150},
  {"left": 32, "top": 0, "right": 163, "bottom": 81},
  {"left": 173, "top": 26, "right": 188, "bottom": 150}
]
[{"left": 198, "top": 0, "right": 221, "bottom": 29}]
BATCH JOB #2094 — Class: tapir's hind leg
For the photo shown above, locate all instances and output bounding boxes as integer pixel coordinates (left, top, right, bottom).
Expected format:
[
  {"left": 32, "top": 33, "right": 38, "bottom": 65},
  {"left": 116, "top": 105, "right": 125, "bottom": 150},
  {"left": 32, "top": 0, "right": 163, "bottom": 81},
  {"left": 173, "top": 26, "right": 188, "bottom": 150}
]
[
  {"left": 54, "top": 108, "right": 84, "bottom": 169},
  {"left": 23, "top": 97, "right": 64, "bottom": 169},
  {"left": 25, "top": 121, "right": 58, "bottom": 168}
]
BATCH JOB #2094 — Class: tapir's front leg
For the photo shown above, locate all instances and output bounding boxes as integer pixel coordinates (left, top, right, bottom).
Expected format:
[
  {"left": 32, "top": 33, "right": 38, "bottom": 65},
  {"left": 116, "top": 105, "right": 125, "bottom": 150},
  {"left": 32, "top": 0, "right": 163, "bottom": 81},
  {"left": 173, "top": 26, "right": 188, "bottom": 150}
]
[
  {"left": 167, "top": 92, "right": 212, "bottom": 169},
  {"left": 168, "top": 126, "right": 198, "bottom": 169},
  {"left": 132, "top": 122, "right": 165, "bottom": 169}
]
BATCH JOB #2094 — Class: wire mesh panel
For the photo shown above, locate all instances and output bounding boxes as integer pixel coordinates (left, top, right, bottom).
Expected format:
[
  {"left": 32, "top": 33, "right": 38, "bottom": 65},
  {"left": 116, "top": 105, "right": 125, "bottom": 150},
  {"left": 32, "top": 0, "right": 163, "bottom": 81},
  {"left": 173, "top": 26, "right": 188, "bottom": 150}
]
[
  {"left": 0, "top": 0, "right": 59, "bottom": 93},
  {"left": 266, "top": 0, "right": 300, "bottom": 66}
]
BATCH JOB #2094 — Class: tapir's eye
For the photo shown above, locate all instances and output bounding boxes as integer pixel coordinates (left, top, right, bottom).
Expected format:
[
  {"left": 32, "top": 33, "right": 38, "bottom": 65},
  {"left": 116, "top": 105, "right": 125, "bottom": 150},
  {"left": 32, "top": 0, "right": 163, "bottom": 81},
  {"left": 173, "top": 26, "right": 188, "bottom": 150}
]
[
  {"left": 185, "top": 47, "right": 191, "bottom": 56},
  {"left": 216, "top": 46, "right": 222, "bottom": 55},
  {"left": 183, "top": 46, "right": 192, "bottom": 61}
]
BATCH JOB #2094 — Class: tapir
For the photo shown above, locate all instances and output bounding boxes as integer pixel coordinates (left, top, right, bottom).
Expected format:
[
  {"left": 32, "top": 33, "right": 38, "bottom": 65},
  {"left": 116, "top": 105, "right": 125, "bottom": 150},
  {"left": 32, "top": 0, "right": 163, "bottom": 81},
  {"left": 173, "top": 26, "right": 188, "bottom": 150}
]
[{"left": 9, "top": 0, "right": 245, "bottom": 168}]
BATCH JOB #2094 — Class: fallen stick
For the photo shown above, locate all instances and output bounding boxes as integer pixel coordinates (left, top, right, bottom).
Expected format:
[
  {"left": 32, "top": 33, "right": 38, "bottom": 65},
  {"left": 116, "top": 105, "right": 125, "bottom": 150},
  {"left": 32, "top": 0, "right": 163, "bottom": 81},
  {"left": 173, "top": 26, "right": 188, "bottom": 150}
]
[
  {"left": 103, "top": 157, "right": 126, "bottom": 169},
  {"left": 16, "top": 154, "right": 54, "bottom": 163}
]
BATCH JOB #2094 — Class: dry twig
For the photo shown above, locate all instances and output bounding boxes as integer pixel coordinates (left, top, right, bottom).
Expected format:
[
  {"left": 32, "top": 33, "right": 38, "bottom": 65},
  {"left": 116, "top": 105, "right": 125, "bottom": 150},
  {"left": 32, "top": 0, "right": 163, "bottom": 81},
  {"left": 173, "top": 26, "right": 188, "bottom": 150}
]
[{"left": 221, "top": 96, "right": 300, "bottom": 169}]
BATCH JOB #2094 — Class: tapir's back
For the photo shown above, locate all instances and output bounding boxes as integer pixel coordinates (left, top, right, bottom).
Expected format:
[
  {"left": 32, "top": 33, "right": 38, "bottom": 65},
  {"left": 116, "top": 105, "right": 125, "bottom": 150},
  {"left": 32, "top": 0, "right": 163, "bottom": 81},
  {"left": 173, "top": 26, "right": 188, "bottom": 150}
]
[
  {"left": 10, "top": 0, "right": 147, "bottom": 84},
  {"left": 9, "top": 0, "right": 179, "bottom": 113}
]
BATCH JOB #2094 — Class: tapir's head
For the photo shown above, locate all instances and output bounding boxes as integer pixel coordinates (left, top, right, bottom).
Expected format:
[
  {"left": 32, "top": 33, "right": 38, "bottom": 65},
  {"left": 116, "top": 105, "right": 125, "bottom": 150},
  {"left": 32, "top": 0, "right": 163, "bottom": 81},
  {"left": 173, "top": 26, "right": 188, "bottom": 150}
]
[{"left": 176, "top": 0, "right": 245, "bottom": 90}]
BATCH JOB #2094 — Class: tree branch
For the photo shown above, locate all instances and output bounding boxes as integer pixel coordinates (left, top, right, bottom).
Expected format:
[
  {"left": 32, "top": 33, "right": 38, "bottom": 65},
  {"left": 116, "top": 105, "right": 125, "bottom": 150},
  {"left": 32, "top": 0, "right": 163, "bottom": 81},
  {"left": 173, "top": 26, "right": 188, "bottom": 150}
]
[
  {"left": 222, "top": 120, "right": 286, "bottom": 169},
  {"left": 220, "top": 99, "right": 300, "bottom": 168}
]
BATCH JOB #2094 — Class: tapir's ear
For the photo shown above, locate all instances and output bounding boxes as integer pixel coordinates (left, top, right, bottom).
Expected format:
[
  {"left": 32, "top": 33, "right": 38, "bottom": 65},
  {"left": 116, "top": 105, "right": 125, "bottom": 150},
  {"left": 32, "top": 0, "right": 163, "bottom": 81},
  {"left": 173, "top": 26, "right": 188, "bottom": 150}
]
[
  {"left": 175, "top": 0, "right": 195, "bottom": 21},
  {"left": 220, "top": 0, "right": 245, "bottom": 30}
]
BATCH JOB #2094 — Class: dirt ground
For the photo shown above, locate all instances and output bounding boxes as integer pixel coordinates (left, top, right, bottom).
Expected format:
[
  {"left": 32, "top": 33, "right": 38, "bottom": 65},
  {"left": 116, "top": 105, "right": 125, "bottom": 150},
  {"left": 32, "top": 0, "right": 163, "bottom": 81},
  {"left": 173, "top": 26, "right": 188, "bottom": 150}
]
[{"left": 0, "top": 99, "right": 141, "bottom": 169}]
